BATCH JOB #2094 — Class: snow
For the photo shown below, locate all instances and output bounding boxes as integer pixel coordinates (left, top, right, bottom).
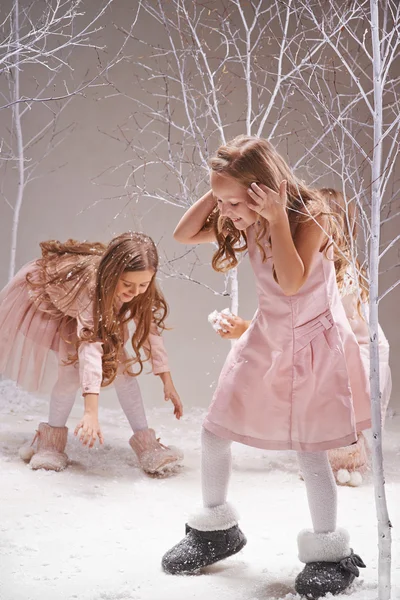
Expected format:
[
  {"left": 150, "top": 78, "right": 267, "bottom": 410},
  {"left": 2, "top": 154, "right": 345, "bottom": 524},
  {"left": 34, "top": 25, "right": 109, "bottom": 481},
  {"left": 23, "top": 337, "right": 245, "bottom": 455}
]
[
  {"left": 0, "top": 383, "right": 399, "bottom": 600},
  {"left": 208, "top": 308, "right": 232, "bottom": 333}
]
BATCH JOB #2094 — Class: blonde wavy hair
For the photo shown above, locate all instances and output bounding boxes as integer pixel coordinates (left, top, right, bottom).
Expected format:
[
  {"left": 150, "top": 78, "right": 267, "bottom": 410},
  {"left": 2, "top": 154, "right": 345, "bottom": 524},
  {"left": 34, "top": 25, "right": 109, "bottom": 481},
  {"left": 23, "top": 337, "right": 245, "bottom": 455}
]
[
  {"left": 28, "top": 233, "right": 168, "bottom": 386},
  {"left": 202, "top": 136, "right": 340, "bottom": 274},
  {"left": 320, "top": 188, "right": 368, "bottom": 303}
]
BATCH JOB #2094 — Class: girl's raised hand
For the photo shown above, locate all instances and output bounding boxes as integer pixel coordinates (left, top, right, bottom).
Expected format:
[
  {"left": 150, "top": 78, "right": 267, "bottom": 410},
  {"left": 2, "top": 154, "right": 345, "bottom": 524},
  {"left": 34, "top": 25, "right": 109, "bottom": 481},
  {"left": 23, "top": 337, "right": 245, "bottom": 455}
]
[
  {"left": 164, "top": 382, "right": 183, "bottom": 420},
  {"left": 247, "top": 180, "right": 287, "bottom": 224},
  {"left": 218, "top": 314, "right": 249, "bottom": 339},
  {"left": 74, "top": 413, "right": 104, "bottom": 448}
]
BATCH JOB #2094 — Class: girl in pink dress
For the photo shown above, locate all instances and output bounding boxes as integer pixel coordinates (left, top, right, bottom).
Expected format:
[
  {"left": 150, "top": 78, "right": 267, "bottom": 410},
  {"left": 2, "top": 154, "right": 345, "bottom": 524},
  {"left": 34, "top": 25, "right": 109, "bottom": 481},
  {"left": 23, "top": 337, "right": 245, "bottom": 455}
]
[
  {"left": 213, "top": 188, "right": 392, "bottom": 488},
  {"left": 162, "top": 137, "right": 368, "bottom": 599},
  {"left": 0, "top": 232, "right": 183, "bottom": 475},
  {"left": 320, "top": 188, "right": 391, "bottom": 486}
]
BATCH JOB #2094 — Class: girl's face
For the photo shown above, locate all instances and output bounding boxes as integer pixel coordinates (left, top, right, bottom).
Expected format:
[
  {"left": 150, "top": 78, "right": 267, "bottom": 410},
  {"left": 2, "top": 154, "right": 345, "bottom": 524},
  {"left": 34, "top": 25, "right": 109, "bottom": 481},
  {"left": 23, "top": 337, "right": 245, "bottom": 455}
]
[
  {"left": 211, "top": 171, "right": 258, "bottom": 230},
  {"left": 115, "top": 269, "right": 154, "bottom": 303}
]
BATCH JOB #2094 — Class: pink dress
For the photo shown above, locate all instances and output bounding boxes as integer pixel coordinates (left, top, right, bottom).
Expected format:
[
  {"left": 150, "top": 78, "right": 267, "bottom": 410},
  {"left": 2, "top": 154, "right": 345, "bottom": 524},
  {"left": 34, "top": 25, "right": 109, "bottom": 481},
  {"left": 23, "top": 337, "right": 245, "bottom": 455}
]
[
  {"left": 204, "top": 225, "right": 371, "bottom": 452},
  {"left": 341, "top": 275, "right": 391, "bottom": 422},
  {"left": 0, "top": 256, "right": 169, "bottom": 396}
]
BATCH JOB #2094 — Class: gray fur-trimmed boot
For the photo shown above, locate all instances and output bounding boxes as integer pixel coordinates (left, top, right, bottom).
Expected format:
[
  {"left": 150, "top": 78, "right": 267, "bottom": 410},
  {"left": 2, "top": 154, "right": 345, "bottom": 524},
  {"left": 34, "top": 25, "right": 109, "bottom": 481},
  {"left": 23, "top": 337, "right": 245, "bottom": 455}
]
[
  {"left": 161, "top": 503, "right": 247, "bottom": 574},
  {"left": 295, "top": 528, "right": 366, "bottom": 599},
  {"left": 23, "top": 423, "right": 69, "bottom": 471}
]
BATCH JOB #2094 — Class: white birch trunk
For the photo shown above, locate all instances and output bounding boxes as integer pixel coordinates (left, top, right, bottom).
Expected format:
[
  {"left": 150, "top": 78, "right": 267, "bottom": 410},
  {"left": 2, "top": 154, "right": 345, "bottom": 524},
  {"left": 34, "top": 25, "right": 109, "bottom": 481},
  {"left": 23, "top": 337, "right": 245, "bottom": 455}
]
[
  {"left": 8, "top": 0, "right": 24, "bottom": 282},
  {"left": 228, "top": 267, "right": 239, "bottom": 348},
  {"left": 369, "top": 1, "right": 392, "bottom": 597},
  {"left": 229, "top": 267, "right": 239, "bottom": 316}
]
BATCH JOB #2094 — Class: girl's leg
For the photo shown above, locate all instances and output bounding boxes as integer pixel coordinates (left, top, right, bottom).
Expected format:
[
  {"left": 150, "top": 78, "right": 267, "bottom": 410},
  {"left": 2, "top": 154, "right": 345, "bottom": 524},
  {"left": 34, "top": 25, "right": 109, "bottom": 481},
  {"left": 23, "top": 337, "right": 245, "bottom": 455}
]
[
  {"left": 24, "top": 359, "right": 79, "bottom": 471},
  {"left": 297, "top": 450, "right": 337, "bottom": 533},
  {"left": 295, "top": 450, "right": 366, "bottom": 598},
  {"left": 48, "top": 361, "right": 80, "bottom": 427},
  {"left": 162, "top": 428, "right": 246, "bottom": 574},
  {"left": 114, "top": 372, "right": 148, "bottom": 432},
  {"left": 116, "top": 371, "right": 183, "bottom": 474},
  {"left": 202, "top": 427, "right": 233, "bottom": 508}
]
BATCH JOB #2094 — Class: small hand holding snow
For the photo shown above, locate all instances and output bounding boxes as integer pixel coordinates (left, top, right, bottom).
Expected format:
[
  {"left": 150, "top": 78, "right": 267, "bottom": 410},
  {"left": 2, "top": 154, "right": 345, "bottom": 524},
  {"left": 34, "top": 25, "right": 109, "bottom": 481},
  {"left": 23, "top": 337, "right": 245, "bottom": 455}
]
[
  {"left": 246, "top": 180, "right": 287, "bottom": 224},
  {"left": 217, "top": 314, "right": 248, "bottom": 339},
  {"left": 208, "top": 308, "right": 232, "bottom": 333},
  {"left": 164, "top": 383, "right": 183, "bottom": 420},
  {"left": 208, "top": 308, "right": 249, "bottom": 339},
  {"left": 74, "top": 412, "right": 104, "bottom": 448}
]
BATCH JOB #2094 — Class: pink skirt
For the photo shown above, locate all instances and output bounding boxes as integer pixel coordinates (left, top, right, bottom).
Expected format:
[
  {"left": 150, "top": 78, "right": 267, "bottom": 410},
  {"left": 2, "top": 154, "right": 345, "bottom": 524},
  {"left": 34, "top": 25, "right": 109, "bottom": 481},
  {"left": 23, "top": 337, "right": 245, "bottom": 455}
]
[{"left": 0, "top": 262, "right": 78, "bottom": 394}]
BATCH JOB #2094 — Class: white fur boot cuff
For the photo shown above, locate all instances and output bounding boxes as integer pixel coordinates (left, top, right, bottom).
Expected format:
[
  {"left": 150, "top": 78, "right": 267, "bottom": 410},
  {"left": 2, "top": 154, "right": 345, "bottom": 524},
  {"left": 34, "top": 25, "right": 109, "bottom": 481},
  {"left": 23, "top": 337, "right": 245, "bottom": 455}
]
[
  {"left": 297, "top": 528, "right": 351, "bottom": 563},
  {"left": 187, "top": 503, "right": 239, "bottom": 532}
]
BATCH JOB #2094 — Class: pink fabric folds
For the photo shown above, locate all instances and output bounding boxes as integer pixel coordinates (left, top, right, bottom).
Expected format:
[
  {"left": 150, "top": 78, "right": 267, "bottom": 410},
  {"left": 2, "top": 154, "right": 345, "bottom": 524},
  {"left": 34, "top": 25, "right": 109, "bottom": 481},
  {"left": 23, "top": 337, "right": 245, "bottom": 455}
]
[
  {"left": 204, "top": 225, "right": 371, "bottom": 452},
  {"left": 0, "top": 257, "right": 170, "bottom": 396}
]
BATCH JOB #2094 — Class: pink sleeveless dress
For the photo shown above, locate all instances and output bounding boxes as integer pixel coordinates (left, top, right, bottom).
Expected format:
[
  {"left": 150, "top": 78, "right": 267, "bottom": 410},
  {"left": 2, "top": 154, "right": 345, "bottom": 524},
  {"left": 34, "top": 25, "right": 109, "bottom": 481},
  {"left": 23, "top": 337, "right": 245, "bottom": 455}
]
[{"left": 204, "top": 225, "right": 371, "bottom": 452}]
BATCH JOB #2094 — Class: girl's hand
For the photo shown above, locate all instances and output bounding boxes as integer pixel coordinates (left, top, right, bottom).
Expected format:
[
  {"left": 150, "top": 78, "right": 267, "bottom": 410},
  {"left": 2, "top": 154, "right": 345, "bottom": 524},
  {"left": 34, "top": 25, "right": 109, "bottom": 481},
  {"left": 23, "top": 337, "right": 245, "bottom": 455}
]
[
  {"left": 164, "top": 383, "right": 183, "bottom": 420},
  {"left": 247, "top": 180, "right": 288, "bottom": 224},
  {"left": 74, "top": 413, "right": 104, "bottom": 448},
  {"left": 217, "top": 314, "right": 249, "bottom": 339}
]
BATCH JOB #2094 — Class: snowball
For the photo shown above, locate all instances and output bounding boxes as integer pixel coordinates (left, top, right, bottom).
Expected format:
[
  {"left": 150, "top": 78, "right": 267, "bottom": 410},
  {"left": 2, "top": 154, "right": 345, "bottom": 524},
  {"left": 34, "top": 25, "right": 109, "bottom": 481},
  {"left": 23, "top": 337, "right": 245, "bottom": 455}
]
[
  {"left": 208, "top": 310, "right": 221, "bottom": 331},
  {"left": 208, "top": 308, "right": 232, "bottom": 333}
]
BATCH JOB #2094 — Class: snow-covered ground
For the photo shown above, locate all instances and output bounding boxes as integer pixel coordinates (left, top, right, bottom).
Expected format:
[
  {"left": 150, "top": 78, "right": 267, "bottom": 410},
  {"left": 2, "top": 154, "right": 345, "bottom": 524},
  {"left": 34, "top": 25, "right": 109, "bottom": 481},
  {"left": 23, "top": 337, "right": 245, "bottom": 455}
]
[{"left": 1, "top": 383, "right": 399, "bottom": 600}]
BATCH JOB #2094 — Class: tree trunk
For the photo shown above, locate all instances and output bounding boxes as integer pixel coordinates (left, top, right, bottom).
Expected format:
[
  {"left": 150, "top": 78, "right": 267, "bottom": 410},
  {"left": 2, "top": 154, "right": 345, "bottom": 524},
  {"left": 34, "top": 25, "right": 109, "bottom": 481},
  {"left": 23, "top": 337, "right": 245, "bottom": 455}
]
[
  {"left": 369, "top": 1, "right": 392, "bottom": 597},
  {"left": 8, "top": 0, "right": 25, "bottom": 282}
]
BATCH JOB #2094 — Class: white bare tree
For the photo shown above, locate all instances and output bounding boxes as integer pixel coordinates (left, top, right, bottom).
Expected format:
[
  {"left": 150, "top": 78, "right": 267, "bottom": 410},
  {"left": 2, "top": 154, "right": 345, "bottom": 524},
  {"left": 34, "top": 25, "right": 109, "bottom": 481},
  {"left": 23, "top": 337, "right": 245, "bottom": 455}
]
[
  {"left": 1, "top": 0, "right": 142, "bottom": 280},
  {"left": 97, "top": 0, "right": 328, "bottom": 315},
  {"left": 0, "top": 0, "right": 115, "bottom": 110},
  {"left": 290, "top": 2, "right": 399, "bottom": 598},
  {"left": 88, "top": 0, "right": 398, "bottom": 596},
  {"left": 103, "top": 1, "right": 399, "bottom": 596}
]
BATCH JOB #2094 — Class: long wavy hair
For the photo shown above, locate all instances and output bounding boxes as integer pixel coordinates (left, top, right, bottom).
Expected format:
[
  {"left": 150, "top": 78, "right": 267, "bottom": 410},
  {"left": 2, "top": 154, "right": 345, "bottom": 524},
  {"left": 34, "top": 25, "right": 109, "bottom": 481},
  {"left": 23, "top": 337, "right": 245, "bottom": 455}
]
[
  {"left": 202, "top": 136, "right": 339, "bottom": 273},
  {"left": 320, "top": 188, "right": 368, "bottom": 303},
  {"left": 28, "top": 233, "right": 168, "bottom": 386}
]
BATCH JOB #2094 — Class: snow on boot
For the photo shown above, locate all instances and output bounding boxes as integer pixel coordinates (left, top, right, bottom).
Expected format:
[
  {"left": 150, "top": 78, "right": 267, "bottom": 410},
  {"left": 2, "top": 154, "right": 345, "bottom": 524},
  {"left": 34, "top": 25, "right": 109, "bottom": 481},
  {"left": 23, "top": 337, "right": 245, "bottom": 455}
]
[
  {"left": 295, "top": 529, "right": 366, "bottom": 599},
  {"left": 161, "top": 503, "right": 247, "bottom": 574},
  {"left": 129, "top": 428, "right": 183, "bottom": 475},
  {"left": 328, "top": 432, "right": 369, "bottom": 487},
  {"left": 29, "top": 423, "right": 68, "bottom": 471}
]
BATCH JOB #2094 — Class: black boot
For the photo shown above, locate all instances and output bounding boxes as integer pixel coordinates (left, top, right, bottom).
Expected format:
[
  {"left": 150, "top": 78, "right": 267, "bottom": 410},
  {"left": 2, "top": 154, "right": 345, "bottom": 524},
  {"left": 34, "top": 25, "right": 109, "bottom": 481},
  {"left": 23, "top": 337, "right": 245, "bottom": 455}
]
[
  {"left": 162, "top": 522, "right": 247, "bottom": 574},
  {"left": 295, "top": 529, "right": 366, "bottom": 599}
]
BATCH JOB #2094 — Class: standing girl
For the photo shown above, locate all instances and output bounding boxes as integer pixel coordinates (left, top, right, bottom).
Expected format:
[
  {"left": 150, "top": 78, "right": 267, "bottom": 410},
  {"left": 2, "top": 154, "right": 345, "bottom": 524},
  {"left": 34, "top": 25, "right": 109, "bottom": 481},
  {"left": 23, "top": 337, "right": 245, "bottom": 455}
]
[
  {"left": 212, "top": 187, "right": 392, "bottom": 487},
  {"left": 0, "top": 232, "right": 183, "bottom": 475},
  {"left": 162, "top": 137, "right": 368, "bottom": 599},
  {"left": 320, "top": 188, "right": 391, "bottom": 486}
]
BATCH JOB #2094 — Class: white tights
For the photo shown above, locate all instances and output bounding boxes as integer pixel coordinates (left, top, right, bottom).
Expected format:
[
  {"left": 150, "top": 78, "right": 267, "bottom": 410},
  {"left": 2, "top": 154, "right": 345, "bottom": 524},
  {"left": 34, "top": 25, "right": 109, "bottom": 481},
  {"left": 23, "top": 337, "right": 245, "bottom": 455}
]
[
  {"left": 201, "top": 428, "right": 337, "bottom": 533},
  {"left": 48, "top": 362, "right": 148, "bottom": 433}
]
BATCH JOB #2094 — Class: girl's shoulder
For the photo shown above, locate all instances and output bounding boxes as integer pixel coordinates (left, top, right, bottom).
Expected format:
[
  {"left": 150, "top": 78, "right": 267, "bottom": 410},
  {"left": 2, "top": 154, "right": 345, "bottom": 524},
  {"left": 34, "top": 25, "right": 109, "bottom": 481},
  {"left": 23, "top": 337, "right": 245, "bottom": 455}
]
[{"left": 44, "top": 254, "right": 100, "bottom": 318}]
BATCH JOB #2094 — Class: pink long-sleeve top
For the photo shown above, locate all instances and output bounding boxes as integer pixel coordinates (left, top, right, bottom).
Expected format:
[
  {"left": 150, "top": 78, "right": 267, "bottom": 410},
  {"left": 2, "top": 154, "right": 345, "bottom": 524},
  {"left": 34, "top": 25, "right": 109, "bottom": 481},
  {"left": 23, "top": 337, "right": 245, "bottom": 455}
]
[
  {"left": 76, "top": 297, "right": 169, "bottom": 395},
  {"left": 44, "top": 258, "right": 170, "bottom": 395}
]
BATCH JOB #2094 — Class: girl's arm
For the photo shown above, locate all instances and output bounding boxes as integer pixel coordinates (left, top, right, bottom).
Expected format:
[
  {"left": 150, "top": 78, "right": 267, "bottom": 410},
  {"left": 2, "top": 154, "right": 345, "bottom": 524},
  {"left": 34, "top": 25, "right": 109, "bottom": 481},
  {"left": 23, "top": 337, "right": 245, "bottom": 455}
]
[
  {"left": 142, "top": 324, "right": 183, "bottom": 419},
  {"left": 247, "top": 181, "right": 327, "bottom": 296},
  {"left": 74, "top": 393, "right": 104, "bottom": 448},
  {"left": 73, "top": 297, "right": 104, "bottom": 446},
  {"left": 158, "top": 371, "right": 183, "bottom": 419},
  {"left": 145, "top": 326, "right": 170, "bottom": 375},
  {"left": 216, "top": 314, "right": 251, "bottom": 339},
  {"left": 270, "top": 214, "right": 327, "bottom": 296},
  {"left": 173, "top": 190, "right": 217, "bottom": 244}
]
